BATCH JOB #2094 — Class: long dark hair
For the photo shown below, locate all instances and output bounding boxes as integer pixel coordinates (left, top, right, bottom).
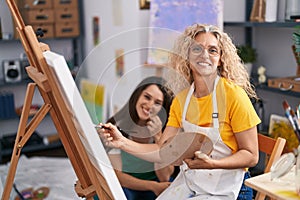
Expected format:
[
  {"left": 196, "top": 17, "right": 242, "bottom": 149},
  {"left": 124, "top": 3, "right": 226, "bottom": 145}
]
[{"left": 107, "top": 76, "right": 174, "bottom": 133}]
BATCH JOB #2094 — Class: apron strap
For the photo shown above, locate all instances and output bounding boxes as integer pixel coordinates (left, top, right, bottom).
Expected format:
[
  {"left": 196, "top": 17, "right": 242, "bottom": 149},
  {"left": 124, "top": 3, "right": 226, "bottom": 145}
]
[
  {"left": 182, "top": 76, "right": 220, "bottom": 128},
  {"left": 182, "top": 82, "right": 194, "bottom": 122},
  {"left": 212, "top": 76, "right": 220, "bottom": 128}
]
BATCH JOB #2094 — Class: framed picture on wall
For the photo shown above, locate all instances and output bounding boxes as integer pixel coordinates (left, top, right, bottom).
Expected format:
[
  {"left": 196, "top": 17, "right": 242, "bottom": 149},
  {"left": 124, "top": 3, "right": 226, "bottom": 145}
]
[
  {"left": 80, "top": 79, "right": 107, "bottom": 124},
  {"left": 139, "top": 0, "right": 150, "bottom": 9}
]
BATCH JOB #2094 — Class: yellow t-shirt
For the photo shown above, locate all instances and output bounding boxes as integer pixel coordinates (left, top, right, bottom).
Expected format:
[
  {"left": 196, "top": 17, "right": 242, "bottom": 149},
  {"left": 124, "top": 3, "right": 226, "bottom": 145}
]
[{"left": 167, "top": 77, "right": 261, "bottom": 153}]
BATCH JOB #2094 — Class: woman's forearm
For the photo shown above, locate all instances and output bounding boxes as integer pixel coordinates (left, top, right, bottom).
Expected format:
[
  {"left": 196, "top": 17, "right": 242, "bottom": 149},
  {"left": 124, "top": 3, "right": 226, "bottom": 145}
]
[{"left": 120, "top": 137, "right": 162, "bottom": 162}]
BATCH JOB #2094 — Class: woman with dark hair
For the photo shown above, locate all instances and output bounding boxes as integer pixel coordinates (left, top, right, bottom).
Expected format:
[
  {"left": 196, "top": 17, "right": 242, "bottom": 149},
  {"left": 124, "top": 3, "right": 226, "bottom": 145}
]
[{"left": 105, "top": 76, "right": 175, "bottom": 200}]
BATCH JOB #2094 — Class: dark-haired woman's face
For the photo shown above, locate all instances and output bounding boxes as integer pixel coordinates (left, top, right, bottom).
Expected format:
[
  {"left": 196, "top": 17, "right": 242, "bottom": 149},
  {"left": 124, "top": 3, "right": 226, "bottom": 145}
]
[{"left": 136, "top": 85, "right": 164, "bottom": 121}]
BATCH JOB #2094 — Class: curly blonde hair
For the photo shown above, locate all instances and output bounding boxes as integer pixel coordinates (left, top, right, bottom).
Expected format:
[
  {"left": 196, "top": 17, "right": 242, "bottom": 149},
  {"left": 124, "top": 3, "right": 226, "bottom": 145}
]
[{"left": 167, "top": 23, "right": 257, "bottom": 99}]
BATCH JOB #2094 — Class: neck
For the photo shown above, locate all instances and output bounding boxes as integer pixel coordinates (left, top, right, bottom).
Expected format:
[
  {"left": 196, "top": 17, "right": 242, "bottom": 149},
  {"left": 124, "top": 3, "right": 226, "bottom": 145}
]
[{"left": 193, "top": 74, "right": 217, "bottom": 98}]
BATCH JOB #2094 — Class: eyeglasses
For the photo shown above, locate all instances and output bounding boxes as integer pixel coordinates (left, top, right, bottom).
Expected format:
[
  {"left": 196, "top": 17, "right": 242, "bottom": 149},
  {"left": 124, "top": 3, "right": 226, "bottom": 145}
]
[{"left": 189, "top": 44, "right": 220, "bottom": 57}]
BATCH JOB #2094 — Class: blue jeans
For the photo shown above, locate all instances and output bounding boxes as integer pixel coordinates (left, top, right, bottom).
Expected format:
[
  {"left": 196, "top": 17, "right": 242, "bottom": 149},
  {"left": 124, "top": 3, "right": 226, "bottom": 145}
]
[
  {"left": 93, "top": 187, "right": 157, "bottom": 200},
  {"left": 94, "top": 177, "right": 170, "bottom": 200},
  {"left": 123, "top": 187, "right": 157, "bottom": 200},
  {"left": 123, "top": 176, "right": 169, "bottom": 200},
  {"left": 237, "top": 171, "right": 253, "bottom": 200}
]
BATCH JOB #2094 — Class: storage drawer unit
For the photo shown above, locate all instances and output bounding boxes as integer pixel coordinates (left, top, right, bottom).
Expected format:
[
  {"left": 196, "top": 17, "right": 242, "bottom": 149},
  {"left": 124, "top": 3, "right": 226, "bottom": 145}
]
[
  {"left": 53, "top": 0, "right": 80, "bottom": 37},
  {"left": 18, "top": 0, "right": 52, "bottom": 9},
  {"left": 16, "top": 0, "right": 79, "bottom": 38},
  {"left": 55, "top": 8, "right": 79, "bottom": 22},
  {"left": 55, "top": 22, "right": 79, "bottom": 37},
  {"left": 53, "top": 0, "right": 78, "bottom": 9},
  {"left": 22, "top": 9, "right": 54, "bottom": 24}
]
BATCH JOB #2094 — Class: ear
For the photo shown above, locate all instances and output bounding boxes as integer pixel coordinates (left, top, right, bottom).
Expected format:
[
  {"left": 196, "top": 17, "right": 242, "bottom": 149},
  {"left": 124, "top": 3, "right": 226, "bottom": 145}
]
[
  {"left": 218, "top": 59, "right": 222, "bottom": 66},
  {"left": 217, "top": 64, "right": 222, "bottom": 72}
]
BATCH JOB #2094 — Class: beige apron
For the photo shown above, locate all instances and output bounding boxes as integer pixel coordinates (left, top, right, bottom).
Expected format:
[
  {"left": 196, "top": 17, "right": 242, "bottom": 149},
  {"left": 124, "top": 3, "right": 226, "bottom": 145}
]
[{"left": 157, "top": 77, "right": 244, "bottom": 200}]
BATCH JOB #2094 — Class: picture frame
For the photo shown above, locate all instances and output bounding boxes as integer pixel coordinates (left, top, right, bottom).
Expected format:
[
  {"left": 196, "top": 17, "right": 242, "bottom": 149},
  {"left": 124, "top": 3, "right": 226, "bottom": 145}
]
[
  {"left": 269, "top": 114, "right": 299, "bottom": 152},
  {"left": 139, "top": 0, "right": 150, "bottom": 9},
  {"left": 80, "top": 79, "right": 107, "bottom": 124}
]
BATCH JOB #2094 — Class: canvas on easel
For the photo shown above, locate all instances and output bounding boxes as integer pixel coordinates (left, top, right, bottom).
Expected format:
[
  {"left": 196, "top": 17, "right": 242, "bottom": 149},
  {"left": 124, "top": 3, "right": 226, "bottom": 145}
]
[{"left": 1, "top": 0, "right": 126, "bottom": 199}]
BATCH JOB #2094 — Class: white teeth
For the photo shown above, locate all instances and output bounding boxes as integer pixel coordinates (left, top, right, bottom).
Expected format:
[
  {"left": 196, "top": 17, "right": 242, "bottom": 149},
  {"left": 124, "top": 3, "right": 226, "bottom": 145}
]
[
  {"left": 197, "top": 62, "right": 210, "bottom": 66},
  {"left": 143, "top": 108, "right": 150, "bottom": 115}
]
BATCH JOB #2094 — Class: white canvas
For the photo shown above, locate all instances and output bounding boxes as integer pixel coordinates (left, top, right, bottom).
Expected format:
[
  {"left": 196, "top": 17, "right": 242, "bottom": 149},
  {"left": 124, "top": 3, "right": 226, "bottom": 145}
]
[{"left": 43, "top": 51, "right": 126, "bottom": 200}]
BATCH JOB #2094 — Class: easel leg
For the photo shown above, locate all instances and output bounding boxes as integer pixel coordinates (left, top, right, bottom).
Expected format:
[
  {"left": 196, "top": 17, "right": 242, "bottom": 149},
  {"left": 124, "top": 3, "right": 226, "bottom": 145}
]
[
  {"left": 1, "top": 83, "right": 51, "bottom": 200},
  {"left": 1, "top": 83, "right": 35, "bottom": 199}
]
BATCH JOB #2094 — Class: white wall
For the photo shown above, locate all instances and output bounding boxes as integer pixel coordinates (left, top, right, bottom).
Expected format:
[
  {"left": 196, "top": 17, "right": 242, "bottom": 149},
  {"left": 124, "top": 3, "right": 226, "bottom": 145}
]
[
  {"left": 81, "top": 0, "right": 156, "bottom": 118},
  {"left": 254, "top": 27, "right": 296, "bottom": 77},
  {"left": 224, "top": 26, "right": 297, "bottom": 77},
  {"left": 80, "top": 0, "right": 299, "bottom": 125}
]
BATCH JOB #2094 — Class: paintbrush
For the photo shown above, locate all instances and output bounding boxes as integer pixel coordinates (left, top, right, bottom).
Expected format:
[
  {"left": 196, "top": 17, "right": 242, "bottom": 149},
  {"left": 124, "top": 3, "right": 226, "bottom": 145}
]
[
  {"left": 94, "top": 124, "right": 110, "bottom": 129},
  {"left": 282, "top": 100, "right": 296, "bottom": 130},
  {"left": 290, "top": 109, "right": 300, "bottom": 142},
  {"left": 282, "top": 100, "right": 300, "bottom": 142},
  {"left": 94, "top": 124, "right": 129, "bottom": 137}
]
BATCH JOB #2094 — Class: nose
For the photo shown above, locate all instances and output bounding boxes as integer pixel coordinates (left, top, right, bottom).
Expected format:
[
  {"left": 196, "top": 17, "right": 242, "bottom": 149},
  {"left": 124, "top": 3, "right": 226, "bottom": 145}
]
[
  {"left": 148, "top": 100, "right": 159, "bottom": 113},
  {"left": 148, "top": 100, "right": 155, "bottom": 108},
  {"left": 201, "top": 49, "right": 210, "bottom": 58}
]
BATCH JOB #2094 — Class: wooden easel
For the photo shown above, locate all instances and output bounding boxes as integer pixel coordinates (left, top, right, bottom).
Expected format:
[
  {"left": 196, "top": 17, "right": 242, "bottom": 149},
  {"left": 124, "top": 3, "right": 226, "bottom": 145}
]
[{"left": 2, "top": 1, "right": 114, "bottom": 199}]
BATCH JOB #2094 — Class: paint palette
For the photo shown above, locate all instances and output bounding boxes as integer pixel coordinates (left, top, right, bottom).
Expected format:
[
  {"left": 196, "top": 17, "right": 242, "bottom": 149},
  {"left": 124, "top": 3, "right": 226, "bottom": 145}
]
[
  {"left": 270, "top": 152, "right": 295, "bottom": 180},
  {"left": 159, "top": 131, "right": 213, "bottom": 166}
]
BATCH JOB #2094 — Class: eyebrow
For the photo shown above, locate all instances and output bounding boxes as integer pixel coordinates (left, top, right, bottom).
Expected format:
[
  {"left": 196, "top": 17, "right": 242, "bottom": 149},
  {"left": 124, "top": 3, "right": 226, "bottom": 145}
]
[
  {"left": 191, "top": 43, "right": 219, "bottom": 48},
  {"left": 144, "top": 91, "right": 163, "bottom": 103}
]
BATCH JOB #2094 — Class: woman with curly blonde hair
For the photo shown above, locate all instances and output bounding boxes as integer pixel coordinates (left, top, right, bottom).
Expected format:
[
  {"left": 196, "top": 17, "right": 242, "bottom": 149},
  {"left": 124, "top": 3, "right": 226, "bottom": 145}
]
[
  {"left": 167, "top": 23, "right": 257, "bottom": 99},
  {"left": 99, "top": 23, "right": 261, "bottom": 199}
]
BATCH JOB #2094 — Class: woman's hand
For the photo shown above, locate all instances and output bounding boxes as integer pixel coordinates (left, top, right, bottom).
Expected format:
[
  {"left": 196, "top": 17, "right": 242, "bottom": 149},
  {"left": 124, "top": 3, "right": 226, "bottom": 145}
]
[
  {"left": 184, "top": 151, "right": 215, "bottom": 169},
  {"left": 97, "top": 123, "right": 125, "bottom": 149},
  {"left": 147, "top": 115, "right": 162, "bottom": 141},
  {"left": 151, "top": 181, "right": 171, "bottom": 196}
]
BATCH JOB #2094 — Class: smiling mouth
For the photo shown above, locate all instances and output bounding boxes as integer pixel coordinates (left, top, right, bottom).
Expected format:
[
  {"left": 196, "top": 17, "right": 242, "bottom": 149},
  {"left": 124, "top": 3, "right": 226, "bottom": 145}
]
[
  {"left": 196, "top": 62, "right": 211, "bottom": 66},
  {"left": 142, "top": 107, "right": 151, "bottom": 116}
]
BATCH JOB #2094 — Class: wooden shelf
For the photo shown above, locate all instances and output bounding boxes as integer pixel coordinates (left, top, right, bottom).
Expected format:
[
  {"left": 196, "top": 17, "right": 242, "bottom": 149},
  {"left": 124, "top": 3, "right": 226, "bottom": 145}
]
[
  {"left": 224, "top": 21, "right": 300, "bottom": 28},
  {"left": 255, "top": 83, "right": 300, "bottom": 97}
]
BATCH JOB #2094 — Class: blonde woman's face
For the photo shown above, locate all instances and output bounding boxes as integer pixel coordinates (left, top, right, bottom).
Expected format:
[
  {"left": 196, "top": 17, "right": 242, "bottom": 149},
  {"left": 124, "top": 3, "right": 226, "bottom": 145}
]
[
  {"left": 188, "top": 32, "right": 221, "bottom": 77},
  {"left": 136, "top": 85, "right": 164, "bottom": 121}
]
